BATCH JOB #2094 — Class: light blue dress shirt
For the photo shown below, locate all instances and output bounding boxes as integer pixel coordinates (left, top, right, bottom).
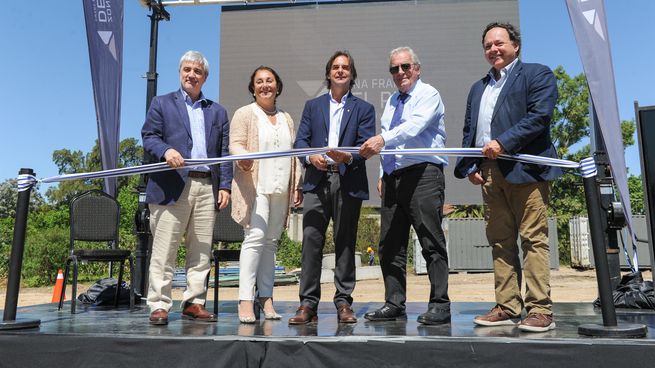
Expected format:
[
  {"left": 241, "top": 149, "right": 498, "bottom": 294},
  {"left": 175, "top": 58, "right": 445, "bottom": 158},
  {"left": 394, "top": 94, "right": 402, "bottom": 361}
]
[
  {"left": 181, "top": 89, "right": 210, "bottom": 172},
  {"left": 379, "top": 79, "right": 447, "bottom": 175}
]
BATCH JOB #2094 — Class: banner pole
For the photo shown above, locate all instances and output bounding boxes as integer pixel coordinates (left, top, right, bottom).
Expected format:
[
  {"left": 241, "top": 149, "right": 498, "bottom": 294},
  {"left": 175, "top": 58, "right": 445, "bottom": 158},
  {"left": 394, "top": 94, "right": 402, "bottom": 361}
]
[{"left": 134, "top": 1, "right": 170, "bottom": 296}]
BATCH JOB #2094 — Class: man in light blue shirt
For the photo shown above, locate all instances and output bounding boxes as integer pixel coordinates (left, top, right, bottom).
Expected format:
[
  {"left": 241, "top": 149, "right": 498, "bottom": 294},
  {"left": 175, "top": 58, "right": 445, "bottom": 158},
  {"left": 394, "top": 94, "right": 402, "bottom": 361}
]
[
  {"left": 182, "top": 88, "right": 211, "bottom": 173},
  {"left": 360, "top": 46, "right": 450, "bottom": 325}
]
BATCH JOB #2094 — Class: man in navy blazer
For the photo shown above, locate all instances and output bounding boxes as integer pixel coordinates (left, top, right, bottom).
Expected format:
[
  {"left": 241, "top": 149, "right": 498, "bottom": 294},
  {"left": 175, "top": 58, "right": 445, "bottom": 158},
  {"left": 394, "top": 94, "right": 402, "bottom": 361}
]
[
  {"left": 142, "top": 50, "right": 232, "bottom": 326},
  {"left": 289, "top": 51, "right": 375, "bottom": 325},
  {"left": 454, "top": 23, "right": 561, "bottom": 332}
]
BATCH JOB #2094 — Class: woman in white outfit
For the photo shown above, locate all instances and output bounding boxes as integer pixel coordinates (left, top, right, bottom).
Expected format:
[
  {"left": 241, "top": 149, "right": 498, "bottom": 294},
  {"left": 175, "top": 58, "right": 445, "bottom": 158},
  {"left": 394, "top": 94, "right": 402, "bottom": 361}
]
[{"left": 229, "top": 66, "right": 303, "bottom": 323}]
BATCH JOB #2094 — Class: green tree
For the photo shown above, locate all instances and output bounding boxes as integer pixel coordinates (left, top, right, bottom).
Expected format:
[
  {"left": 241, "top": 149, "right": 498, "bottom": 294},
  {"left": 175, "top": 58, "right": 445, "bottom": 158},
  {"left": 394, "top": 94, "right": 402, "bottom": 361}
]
[
  {"left": 0, "top": 179, "right": 45, "bottom": 218},
  {"left": 628, "top": 175, "right": 645, "bottom": 215},
  {"left": 46, "top": 138, "right": 143, "bottom": 205},
  {"left": 116, "top": 175, "right": 139, "bottom": 256},
  {"left": 551, "top": 66, "right": 590, "bottom": 158},
  {"left": 0, "top": 179, "right": 47, "bottom": 280}
]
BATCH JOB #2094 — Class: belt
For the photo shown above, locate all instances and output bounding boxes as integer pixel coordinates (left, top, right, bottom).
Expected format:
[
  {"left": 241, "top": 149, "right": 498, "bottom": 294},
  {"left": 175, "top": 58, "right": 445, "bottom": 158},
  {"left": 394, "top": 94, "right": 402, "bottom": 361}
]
[
  {"left": 326, "top": 164, "right": 339, "bottom": 173},
  {"left": 188, "top": 171, "right": 211, "bottom": 178}
]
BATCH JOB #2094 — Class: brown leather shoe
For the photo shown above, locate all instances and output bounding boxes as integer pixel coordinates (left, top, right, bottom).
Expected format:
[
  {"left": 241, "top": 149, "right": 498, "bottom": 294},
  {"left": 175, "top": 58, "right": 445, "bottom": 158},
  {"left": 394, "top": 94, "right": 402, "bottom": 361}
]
[
  {"left": 337, "top": 304, "right": 357, "bottom": 323},
  {"left": 182, "top": 303, "right": 217, "bottom": 322},
  {"left": 149, "top": 308, "right": 169, "bottom": 326},
  {"left": 288, "top": 305, "right": 317, "bottom": 325},
  {"left": 473, "top": 305, "right": 519, "bottom": 326},
  {"left": 518, "top": 313, "right": 555, "bottom": 332}
]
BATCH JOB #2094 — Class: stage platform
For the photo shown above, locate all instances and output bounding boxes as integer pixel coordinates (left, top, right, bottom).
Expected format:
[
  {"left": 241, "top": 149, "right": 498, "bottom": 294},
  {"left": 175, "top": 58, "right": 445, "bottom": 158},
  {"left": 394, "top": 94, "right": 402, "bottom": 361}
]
[{"left": 1, "top": 301, "right": 654, "bottom": 367}]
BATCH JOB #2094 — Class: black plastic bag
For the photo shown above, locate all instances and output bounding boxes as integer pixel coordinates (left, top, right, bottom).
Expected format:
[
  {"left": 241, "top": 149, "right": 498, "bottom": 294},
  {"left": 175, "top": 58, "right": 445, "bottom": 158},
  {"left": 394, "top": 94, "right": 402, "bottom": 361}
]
[
  {"left": 78, "top": 278, "right": 133, "bottom": 306},
  {"left": 593, "top": 271, "right": 655, "bottom": 309}
]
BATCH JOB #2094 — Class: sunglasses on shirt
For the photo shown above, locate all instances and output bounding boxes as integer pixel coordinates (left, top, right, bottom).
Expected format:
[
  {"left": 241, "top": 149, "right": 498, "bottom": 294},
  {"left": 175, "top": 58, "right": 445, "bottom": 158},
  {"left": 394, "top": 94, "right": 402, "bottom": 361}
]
[{"left": 389, "top": 63, "right": 413, "bottom": 74}]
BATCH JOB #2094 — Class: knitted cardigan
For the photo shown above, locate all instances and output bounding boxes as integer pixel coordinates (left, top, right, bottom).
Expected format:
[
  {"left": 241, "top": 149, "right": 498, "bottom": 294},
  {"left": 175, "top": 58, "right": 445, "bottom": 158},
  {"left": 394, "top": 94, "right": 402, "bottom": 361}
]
[{"left": 229, "top": 103, "right": 302, "bottom": 227}]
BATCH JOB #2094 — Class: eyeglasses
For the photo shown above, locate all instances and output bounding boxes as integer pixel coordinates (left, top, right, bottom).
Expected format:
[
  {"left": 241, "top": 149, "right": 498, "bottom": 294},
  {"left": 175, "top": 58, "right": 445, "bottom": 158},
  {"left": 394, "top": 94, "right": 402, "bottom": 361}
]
[{"left": 389, "top": 63, "right": 413, "bottom": 74}]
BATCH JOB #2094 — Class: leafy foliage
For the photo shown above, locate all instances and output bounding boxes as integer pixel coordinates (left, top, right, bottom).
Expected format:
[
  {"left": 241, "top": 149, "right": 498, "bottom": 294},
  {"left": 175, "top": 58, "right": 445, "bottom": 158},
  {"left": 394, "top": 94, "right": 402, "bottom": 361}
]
[
  {"left": 629, "top": 175, "right": 645, "bottom": 215},
  {"left": 46, "top": 138, "right": 143, "bottom": 206},
  {"left": 0, "top": 179, "right": 46, "bottom": 218},
  {"left": 551, "top": 66, "right": 590, "bottom": 158},
  {"left": 22, "top": 224, "right": 69, "bottom": 286},
  {"left": 448, "top": 204, "right": 484, "bottom": 219},
  {"left": 277, "top": 231, "right": 302, "bottom": 269}
]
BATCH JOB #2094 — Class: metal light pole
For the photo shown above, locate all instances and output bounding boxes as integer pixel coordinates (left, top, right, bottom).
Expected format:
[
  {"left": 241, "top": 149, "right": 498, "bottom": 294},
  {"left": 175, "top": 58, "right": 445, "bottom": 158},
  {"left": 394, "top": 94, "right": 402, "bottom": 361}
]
[{"left": 133, "top": 0, "right": 170, "bottom": 297}]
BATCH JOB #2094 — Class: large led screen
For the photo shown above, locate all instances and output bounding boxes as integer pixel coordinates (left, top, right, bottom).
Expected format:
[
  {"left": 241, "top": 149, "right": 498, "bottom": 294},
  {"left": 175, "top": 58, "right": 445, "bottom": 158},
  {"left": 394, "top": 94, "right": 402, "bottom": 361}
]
[{"left": 220, "top": 0, "right": 519, "bottom": 205}]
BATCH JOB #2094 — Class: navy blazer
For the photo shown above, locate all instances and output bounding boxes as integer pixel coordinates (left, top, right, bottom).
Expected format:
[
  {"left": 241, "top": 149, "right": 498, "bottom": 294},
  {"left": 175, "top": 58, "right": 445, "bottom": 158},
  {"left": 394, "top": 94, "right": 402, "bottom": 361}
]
[
  {"left": 142, "top": 90, "right": 233, "bottom": 205},
  {"left": 294, "top": 93, "right": 375, "bottom": 200},
  {"left": 454, "top": 60, "right": 562, "bottom": 184}
]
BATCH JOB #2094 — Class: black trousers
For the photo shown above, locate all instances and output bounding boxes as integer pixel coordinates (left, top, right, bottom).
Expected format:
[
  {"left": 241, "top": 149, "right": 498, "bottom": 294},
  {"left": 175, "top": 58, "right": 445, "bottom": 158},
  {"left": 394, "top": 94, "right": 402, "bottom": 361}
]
[
  {"left": 298, "top": 172, "right": 363, "bottom": 310},
  {"left": 380, "top": 163, "right": 450, "bottom": 310}
]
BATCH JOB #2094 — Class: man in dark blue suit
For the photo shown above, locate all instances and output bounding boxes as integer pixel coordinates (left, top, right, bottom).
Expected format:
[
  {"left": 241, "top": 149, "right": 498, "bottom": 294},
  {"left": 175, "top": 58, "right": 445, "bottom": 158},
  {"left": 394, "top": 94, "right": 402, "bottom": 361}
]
[
  {"left": 142, "top": 50, "right": 232, "bottom": 326},
  {"left": 289, "top": 51, "right": 375, "bottom": 325},
  {"left": 454, "top": 23, "right": 561, "bottom": 332}
]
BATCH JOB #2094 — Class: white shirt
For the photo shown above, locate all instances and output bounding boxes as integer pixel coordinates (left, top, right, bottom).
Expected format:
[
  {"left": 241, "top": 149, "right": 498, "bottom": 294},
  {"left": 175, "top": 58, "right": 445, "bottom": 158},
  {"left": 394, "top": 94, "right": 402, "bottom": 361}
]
[
  {"left": 475, "top": 58, "right": 519, "bottom": 148},
  {"left": 253, "top": 104, "right": 292, "bottom": 194},
  {"left": 326, "top": 90, "right": 348, "bottom": 164}
]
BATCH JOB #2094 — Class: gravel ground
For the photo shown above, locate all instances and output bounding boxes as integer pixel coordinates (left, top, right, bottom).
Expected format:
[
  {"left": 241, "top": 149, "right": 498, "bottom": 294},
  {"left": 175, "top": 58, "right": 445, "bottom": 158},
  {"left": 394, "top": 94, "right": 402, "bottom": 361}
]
[{"left": 2, "top": 267, "right": 651, "bottom": 307}]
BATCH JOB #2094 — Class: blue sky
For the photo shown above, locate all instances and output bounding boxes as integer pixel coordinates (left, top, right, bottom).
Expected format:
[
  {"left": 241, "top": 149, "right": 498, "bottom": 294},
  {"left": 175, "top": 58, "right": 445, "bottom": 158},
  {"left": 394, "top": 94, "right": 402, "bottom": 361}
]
[{"left": 0, "top": 0, "right": 653, "bottom": 194}]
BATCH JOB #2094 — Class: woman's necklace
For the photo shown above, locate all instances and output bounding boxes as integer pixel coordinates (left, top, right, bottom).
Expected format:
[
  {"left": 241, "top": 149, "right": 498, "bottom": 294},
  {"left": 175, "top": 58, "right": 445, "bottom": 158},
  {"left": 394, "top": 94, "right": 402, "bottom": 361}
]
[{"left": 256, "top": 102, "right": 278, "bottom": 116}]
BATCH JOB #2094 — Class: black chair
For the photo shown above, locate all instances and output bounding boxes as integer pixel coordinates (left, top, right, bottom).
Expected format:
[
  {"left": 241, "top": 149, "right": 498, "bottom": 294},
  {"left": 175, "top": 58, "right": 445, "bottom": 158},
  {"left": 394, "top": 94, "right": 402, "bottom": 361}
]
[
  {"left": 58, "top": 189, "right": 135, "bottom": 314},
  {"left": 211, "top": 203, "right": 245, "bottom": 314}
]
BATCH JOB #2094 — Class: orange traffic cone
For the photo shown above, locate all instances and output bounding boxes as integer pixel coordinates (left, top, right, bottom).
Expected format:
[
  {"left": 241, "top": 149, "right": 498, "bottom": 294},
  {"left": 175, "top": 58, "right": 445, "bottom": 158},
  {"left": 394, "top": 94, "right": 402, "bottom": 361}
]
[{"left": 51, "top": 269, "right": 65, "bottom": 303}]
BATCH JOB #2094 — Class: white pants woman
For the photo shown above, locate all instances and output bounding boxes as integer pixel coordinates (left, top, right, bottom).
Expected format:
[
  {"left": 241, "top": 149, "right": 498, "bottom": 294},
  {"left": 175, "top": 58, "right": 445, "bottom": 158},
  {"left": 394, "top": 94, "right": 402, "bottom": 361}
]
[{"left": 238, "top": 192, "right": 288, "bottom": 307}]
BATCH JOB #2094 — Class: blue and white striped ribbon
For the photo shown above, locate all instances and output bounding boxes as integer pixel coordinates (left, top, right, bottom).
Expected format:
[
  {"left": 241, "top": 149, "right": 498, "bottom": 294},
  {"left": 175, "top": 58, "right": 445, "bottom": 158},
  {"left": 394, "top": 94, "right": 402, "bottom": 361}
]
[
  {"left": 17, "top": 174, "right": 38, "bottom": 192},
  {"left": 340, "top": 147, "right": 581, "bottom": 169},
  {"left": 16, "top": 147, "right": 588, "bottom": 191},
  {"left": 17, "top": 147, "right": 324, "bottom": 191},
  {"left": 579, "top": 157, "right": 598, "bottom": 178}
]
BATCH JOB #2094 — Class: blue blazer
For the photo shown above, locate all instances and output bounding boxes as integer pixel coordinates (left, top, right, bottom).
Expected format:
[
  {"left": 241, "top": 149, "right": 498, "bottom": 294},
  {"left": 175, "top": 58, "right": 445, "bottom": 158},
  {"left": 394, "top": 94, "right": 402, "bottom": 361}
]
[
  {"left": 294, "top": 93, "right": 375, "bottom": 200},
  {"left": 455, "top": 60, "right": 562, "bottom": 184},
  {"left": 141, "top": 90, "right": 233, "bottom": 205}
]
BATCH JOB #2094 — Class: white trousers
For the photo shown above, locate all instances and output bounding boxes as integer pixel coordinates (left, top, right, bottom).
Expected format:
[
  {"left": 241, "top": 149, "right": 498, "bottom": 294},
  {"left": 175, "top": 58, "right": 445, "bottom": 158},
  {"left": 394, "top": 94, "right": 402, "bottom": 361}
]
[
  {"left": 238, "top": 192, "right": 288, "bottom": 301},
  {"left": 147, "top": 177, "right": 215, "bottom": 312}
]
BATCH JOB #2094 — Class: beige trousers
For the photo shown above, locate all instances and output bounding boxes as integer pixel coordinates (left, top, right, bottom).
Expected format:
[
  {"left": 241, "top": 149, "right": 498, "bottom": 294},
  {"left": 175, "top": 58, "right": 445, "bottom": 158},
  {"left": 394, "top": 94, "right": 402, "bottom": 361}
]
[
  {"left": 481, "top": 160, "right": 552, "bottom": 316},
  {"left": 147, "top": 177, "right": 216, "bottom": 312}
]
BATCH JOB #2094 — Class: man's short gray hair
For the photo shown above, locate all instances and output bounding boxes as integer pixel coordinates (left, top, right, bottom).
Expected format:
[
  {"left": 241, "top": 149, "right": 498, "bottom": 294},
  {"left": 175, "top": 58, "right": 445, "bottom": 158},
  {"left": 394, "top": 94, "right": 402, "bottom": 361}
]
[
  {"left": 179, "top": 50, "right": 209, "bottom": 76},
  {"left": 389, "top": 46, "right": 421, "bottom": 66}
]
